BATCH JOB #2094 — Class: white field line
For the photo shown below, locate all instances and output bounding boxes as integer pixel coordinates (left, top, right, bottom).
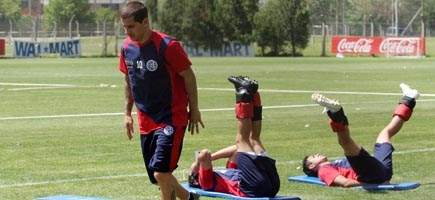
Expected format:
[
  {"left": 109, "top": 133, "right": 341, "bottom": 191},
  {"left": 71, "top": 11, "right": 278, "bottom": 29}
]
[
  {"left": 8, "top": 87, "right": 76, "bottom": 91},
  {"left": 0, "top": 105, "right": 318, "bottom": 120},
  {"left": 2, "top": 98, "right": 435, "bottom": 121},
  {"left": 0, "top": 174, "right": 146, "bottom": 189},
  {"left": 0, "top": 82, "right": 75, "bottom": 87},
  {"left": 0, "top": 82, "right": 76, "bottom": 91},
  {"left": 201, "top": 88, "right": 435, "bottom": 97},
  {"left": 2, "top": 83, "right": 435, "bottom": 97},
  {"left": 0, "top": 112, "right": 125, "bottom": 120},
  {"left": 1, "top": 88, "right": 435, "bottom": 188}
]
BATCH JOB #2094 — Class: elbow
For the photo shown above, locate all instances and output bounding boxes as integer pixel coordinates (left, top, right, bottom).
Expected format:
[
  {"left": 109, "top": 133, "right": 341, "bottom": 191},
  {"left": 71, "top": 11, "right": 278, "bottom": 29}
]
[
  {"left": 342, "top": 179, "right": 359, "bottom": 188},
  {"left": 342, "top": 182, "right": 352, "bottom": 188}
]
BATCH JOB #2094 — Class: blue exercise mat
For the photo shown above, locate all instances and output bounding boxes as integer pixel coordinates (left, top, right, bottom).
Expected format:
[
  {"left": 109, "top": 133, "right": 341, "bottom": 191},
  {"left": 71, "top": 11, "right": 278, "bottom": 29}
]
[
  {"left": 182, "top": 184, "right": 301, "bottom": 200},
  {"left": 288, "top": 175, "right": 420, "bottom": 191}
]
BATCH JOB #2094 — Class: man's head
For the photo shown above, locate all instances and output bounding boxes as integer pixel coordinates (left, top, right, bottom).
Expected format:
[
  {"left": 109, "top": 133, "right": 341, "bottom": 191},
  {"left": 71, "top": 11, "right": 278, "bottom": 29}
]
[
  {"left": 120, "top": 1, "right": 150, "bottom": 42},
  {"left": 120, "top": 1, "right": 148, "bottom": 22},
  {"left": 302, "top": 154, "right": 328, "bottom": 177},
  {"left": 188, "top": 172, "right": 200, "bottom": 188}
]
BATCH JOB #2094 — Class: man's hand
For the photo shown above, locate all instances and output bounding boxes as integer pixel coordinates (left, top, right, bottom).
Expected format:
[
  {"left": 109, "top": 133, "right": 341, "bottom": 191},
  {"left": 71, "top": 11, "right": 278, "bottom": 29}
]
[
  {"left": 124, "top": 115, "right": 134, "bottom": 140},
  {"left": 188, "top": 109, "right": 204, "bottom": 134}
]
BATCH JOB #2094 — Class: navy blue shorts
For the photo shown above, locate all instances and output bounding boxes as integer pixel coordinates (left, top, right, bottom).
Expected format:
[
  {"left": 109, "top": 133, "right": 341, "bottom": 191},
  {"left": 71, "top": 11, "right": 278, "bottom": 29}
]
[
  {"left": 140, "top": 126, "right": 185, "bottom": 184},
  {"left": 237, "top": 152, "right": 280, "bottom": 197},
  {"left": 346, "top": 143, "right": 394, "bottom": 183}
]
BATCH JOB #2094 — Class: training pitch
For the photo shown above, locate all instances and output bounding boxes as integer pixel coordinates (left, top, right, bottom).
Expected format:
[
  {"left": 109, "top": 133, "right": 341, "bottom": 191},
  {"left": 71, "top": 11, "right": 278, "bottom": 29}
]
[{"left": 1, "top": 57, "right": 435, "bottom": 199}]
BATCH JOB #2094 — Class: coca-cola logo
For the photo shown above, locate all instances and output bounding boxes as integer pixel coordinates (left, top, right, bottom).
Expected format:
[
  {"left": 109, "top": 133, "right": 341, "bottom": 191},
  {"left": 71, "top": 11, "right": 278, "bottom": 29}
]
[
  {"left": 336, "top": 38, "right": 374, "bottom": 53},
  {"left": 379, "top": 39, "right": 417, "bottom": 54},
  {"left": 332, "top": 37, "right": 424, "bottom": 55}
]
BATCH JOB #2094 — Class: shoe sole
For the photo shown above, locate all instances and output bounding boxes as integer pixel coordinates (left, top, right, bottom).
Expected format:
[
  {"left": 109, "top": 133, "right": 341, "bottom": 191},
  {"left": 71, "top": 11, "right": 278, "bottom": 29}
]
[
  {"left": 311, "top": 93, "right": 341, "bottom": 111},
  {"left": 227, "top": 75, "right": 258, "bottom": 93},
  {"left": 400, "top": 83, "right": 420, "bottom": 99}
]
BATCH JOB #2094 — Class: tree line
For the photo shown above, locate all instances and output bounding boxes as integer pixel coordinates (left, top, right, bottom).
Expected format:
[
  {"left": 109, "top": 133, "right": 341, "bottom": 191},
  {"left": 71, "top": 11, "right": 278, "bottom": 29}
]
[
  {"left": 1, "top": 0, "right": 435, "bottom": 56},
  {"left": 145, "top": 0, "right": 310, "bottom": 56}
]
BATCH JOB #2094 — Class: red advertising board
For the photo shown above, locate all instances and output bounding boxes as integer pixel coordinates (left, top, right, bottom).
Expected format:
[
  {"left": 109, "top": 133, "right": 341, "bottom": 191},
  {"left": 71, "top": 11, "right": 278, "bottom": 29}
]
[
  {"left": 331, "top": 36, "right": 425, "bottom": 55},
  {"left": 0, "top": 39, "right": 5, "bottom": 55}
]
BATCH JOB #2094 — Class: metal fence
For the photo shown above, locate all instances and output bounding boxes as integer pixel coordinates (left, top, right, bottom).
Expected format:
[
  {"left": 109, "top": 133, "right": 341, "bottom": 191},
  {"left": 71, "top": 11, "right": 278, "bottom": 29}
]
[
  {"left": 0, "top": 19, "right": 123, "bottom": 57},
  {"left": 0, "top": 18, "right": 122, "bottom": 38},
  {"left": 314, "top": 20, "right": 428, "bottom": 38},
  {"left": 0, "top": 19, "right": 433, "bottom": 57},
  {"left": 8, "top": 20, "right": 430, "bottom": 38}
]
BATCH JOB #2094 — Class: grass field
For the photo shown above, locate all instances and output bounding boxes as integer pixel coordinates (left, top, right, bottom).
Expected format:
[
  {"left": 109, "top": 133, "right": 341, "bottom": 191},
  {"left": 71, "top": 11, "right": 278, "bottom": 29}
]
[{"left": 1, "top": 57, "right": 435, "bottom": 200}]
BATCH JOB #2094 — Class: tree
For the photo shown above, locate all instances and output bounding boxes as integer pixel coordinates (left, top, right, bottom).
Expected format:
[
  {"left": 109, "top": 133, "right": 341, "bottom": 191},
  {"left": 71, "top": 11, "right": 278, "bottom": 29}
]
[
  {"left": 94, "top": 7, "right": 116, "bottom": 24},
  {"left": 158, "top": 0, "right": 186, "bottom": 40},
  {"left": 182, "top": 0, "right": 223, "bottom": 50},
  {"left": 306, "top": 0, "right": 335, "bottom": 26},
  {"left": 345, "top": 1, "right": 392, "bottom": 36},
  {"left": 254, "top": 0, "right": 286, "bottom": 56},
  {"left": 0, "top": 0, "right": 21, "bottom": 30},
  {"left": 254, "top": 0, "right": 310, "bottom": 56},
  {"left": 214, "top": 0, "right": 258, "bottom": 43},
  {"left": 94, "top": 7, "right": 116, "bottom": 35},
  {"left": 43, "top": 0, "right": 94, "bottom": 31},
  {"left": 145, "top": 0, "right": 159, "bottom": 29},
  {"left": 426, "top": 0, "right": 435, "bottom": 34},
  {"left": 281, "top": 0, "right": 310, "bottom": 56}
]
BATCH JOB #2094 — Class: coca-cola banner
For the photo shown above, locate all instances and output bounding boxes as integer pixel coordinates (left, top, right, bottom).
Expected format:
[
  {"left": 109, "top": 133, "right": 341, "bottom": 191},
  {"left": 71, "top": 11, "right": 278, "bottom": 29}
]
[{"left": 331, "top": 36, "right": 425, "bottom": 55}]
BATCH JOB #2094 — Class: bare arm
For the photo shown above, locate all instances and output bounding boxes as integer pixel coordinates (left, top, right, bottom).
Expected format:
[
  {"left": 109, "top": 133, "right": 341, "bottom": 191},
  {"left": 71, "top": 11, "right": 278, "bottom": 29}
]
[
  {"left": 333, "top": 175, "right": 362, "bottom": 187},
  {"left": 211, "top": 145, "right": 237, "bottom": 161},
  {"left": 124, "top": 74, "right": 135, "bottom": 140},
  {"left": 179, "top": 67, "right": 204, "bottom": 134}
]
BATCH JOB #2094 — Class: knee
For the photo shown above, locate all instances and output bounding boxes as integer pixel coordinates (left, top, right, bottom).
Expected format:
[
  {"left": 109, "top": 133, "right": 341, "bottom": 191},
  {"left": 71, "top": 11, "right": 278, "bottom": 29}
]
[
  {"left": 153, "top": 172, "right": 171, "bottom": 183},
  {"left": 197, "top": 149, "right": 212, "bottom": 161}
]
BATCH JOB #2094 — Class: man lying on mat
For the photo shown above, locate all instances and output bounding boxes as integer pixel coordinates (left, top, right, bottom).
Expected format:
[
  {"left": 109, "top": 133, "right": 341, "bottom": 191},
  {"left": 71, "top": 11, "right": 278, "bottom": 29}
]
[
  {"left": 189, "top": 76, "right": 280, "bottom": 197},
  {"left": 302, "top": 83, "right": 419, "bottom": 187}
]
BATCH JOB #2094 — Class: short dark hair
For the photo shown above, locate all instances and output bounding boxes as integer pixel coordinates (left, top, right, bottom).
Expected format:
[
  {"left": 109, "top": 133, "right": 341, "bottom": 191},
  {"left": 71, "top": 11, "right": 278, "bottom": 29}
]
[
  {"left": 120, "top": 1, "right": 148, "bottom": 23},
  {"left": 302, "top": 156, "right": 318, "bottom": 177}
]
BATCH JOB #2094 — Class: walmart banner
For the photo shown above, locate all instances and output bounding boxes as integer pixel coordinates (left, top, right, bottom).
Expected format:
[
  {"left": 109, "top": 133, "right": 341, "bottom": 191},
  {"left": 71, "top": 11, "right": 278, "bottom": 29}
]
[
  {"left": 13, "top": 39, "right": 82, "bottom": 58},
  {"left": 182, "top": 42, "right": 254, "bottom": 57}
]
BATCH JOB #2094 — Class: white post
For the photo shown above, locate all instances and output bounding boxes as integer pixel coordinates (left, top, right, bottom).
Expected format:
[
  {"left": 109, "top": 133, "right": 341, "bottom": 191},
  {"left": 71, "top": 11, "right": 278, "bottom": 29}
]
[
  {"left": 394, "top": 0, "right": 398, "bottom": 36},
  {"left": 69, "top": 15, "right": 75, "bottom": 39}
]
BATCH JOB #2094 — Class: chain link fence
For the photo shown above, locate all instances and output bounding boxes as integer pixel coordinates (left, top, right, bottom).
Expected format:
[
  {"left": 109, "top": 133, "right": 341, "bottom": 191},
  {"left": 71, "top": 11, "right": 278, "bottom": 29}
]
[
  {"left": 0, "top": 19, "right": 124, "bottom": 57},
  {"left": 1, "top": 19, "right": 434, "bottom": 57},
  {"left": 312, "top": 20, "right": 428, "bottom": 37}
]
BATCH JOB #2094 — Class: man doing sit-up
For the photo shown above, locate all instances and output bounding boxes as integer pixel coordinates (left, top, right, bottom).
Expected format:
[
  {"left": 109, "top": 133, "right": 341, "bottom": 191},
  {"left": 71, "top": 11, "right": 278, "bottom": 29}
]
[
  {"left": 189, "top": 76, "right": 280, "bottom": 197},
  {"left": 303, "top": 83, "right": 419, "bottom": 187}
]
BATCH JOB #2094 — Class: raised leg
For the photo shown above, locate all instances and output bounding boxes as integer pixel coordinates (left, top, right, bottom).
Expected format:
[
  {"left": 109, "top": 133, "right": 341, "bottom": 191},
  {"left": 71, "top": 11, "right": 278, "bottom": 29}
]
[
  {"left": 312, "top": 93, "right": 360, "bottom": 156},
  {"left": 376, "top": 83, "right": 419, "bottom": 144}
]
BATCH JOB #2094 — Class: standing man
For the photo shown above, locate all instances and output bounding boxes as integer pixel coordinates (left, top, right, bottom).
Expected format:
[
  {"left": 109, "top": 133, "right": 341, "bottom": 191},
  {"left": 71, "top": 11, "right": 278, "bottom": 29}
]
[{"left": 118, "top": 1, "right": 204, "bottom": 199}]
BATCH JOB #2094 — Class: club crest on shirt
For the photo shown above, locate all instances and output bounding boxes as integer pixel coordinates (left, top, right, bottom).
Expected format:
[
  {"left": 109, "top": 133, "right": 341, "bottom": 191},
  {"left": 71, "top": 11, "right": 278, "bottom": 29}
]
[
  {"left": 146, "top": 60, "right": 158, "bottom": 72},
  {"left": 163, "top": 126, "right": 174, "bottom": 136}
]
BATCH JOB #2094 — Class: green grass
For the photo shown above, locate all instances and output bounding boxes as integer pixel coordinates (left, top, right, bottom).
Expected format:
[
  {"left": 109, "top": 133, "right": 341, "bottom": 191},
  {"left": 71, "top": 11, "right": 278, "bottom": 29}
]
[{"left": 1, "top": 57, "right": 435, "bottom": 200}]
